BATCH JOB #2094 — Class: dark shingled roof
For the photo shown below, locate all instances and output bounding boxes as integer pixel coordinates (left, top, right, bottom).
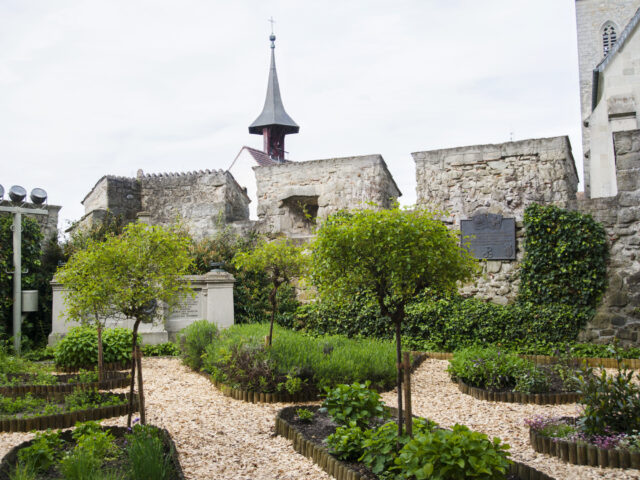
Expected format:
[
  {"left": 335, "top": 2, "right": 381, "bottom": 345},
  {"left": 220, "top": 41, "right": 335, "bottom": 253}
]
[{"left": 249, "top": 36, "right": 299, "bottom": 135}]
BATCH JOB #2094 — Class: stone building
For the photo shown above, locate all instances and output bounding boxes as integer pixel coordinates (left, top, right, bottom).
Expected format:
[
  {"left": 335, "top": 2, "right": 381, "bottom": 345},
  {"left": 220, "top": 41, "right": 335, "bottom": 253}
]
[{"left": 576, "top": 0, "right": 640, "bottom": 197}]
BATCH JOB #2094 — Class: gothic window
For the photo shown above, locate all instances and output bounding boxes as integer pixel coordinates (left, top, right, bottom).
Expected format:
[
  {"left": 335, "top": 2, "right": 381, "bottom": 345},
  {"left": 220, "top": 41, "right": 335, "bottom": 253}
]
[{"left": 603, "top": 23, "right": 618, "bottom": 56}]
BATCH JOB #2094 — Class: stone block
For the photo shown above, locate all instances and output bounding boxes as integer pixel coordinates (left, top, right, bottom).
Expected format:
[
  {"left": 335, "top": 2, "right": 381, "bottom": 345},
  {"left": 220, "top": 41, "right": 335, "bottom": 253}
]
[
  {"left": 616, "top": 153, "right": 640, "bottom": 171},
  {"left": 616, "top": 170, "right": 640, "bottom": 192},
  {"left": 611, "top": 316, "right": 628, "bottom": 327}
]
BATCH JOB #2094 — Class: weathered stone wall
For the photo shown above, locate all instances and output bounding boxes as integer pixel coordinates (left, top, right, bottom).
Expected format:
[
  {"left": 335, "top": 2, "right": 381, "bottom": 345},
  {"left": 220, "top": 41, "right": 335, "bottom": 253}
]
[
  {"left": 138, "top": 169, "right": 250, "bottom": 239},
  {"left": 578, "top": 130, "right": 640, "bottom": 345},
  {"left": 413, "top": 136, "right": 579, "bottom": 304},
  {"left": 82, "top": 176, "right": 142, "bottom": 221},
  {"left": 254, "top": 154, "right": 401, "bottom": 237},
  {"left": 0, "top": 202, "right": 60, "bottom": 245}
]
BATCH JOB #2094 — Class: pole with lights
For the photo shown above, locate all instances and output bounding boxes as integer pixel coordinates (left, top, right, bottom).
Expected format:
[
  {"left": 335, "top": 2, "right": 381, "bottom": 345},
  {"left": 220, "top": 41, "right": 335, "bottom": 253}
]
[{"left": 0, "top": 184, "right": 48, "bottom": 354}]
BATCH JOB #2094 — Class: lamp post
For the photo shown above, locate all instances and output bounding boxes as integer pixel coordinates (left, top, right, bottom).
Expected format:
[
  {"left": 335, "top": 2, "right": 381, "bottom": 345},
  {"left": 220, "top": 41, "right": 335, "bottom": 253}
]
[{"left": 0, "top": 184, "right": 48, "bottom": 354}]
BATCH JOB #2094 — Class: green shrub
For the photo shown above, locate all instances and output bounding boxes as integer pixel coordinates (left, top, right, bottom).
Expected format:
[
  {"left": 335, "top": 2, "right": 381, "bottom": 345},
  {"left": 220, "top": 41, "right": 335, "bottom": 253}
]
[
  {"left": 201, "top": 324, "right": 397, "bottom": 394},
  {"left": 126, "top": 424, "right": 173, "bottom": 480},
  {"left": 322, "top": 382, "right": 389, "bottom": 428},
  {"left": 178, "top": 320, "right": 219, "bottom": 371},
  {"left": 393, "top": 424, "right": 511, "bottom": 480},
  {"left": 17, "top": 430, "right": 63, "bottom": 473},
  {"left": 54, "top": 327, "right": 134, "bottom": 369},
  {"left": 297, "top": 291, "right": 589, "bottom": 353},
  {"left": 326, "top": 422, "right": 367, "bottom": 461},
  {"left": 359, "top": 418, "right": 438, "bottom": 477},
  {"left": 576, "top": 363, "right": 640, "bottom": 435},
  {"left": 519, "top": 203, "right": 608, "bottom": 310},
  {"left": 142, "top": 342, "right": 180, "bottom": 357}
]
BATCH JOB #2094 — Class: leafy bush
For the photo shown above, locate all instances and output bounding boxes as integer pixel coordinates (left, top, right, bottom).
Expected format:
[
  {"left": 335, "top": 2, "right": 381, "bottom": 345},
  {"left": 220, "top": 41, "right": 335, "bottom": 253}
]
[
  {"left": 326, "top": 422, "right": 367, "bottom": 461},
  {"left": 519, "top": 203, "right": 608, "bottom": 310},
  {"left": 54, "top": 327, "right": 135, "bottom": 369},
  {"left": 359, "top": 418, "right": 438, "bottom": 477},
  {"left": 178, "top": 320, "right": 218, "bottom": 371},
  {"left": 393, "top": 424, "right": 511, "bottom": 480},
  {"left": 201, "top": 324, "right": 397, "bottom": 394},
  {"left": 17, "top": 430, "right": 63, "bottom": 473},
  {"left": 295, "top": 408, "right": 315, "bottom": 422},
  {"left": 576, "top": 363, "right": 640, "bottom": 436},
  {"left": 322, "top": 382, "right": 389, "bottom": 427},
  {"left": 142, "top": 342, "right": 180, "bottom": 357},
  {"left": 126, "top": 424, "right": 173, "bottom": 480},
  {"left": 298, "top": 290, "right": 590, "bottom": 353}
]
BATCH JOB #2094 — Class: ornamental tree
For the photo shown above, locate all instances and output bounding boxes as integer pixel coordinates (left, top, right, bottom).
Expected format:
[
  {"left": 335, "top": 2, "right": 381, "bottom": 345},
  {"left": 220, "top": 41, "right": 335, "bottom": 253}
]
[
  {"left": 59, "top": 222, "right": 193, "bottom": 425},
  {"left": 233, "top": 236, "right": 307, "bottom": 346},
  {"left": 56, "top": 238, "right": 120, "bottom": 382},
  {"left": 311, "top": 207, "right": 477, "bottom": 436}
]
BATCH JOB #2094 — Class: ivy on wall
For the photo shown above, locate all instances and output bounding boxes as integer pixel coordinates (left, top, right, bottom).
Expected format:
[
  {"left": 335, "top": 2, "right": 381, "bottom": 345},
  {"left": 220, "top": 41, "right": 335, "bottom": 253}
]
[{"left": 518, "top": 204, "right": 608, "bottom": 311}]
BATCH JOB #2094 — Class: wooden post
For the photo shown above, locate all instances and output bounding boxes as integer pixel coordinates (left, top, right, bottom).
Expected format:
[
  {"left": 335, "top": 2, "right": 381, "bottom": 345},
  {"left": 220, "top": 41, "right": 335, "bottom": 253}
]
[
  {"left": 135, "top": 345, "right": 146, "bottom": 425},
  {"left": 403, "top": 352, "right": 412, "bottom": 437}
]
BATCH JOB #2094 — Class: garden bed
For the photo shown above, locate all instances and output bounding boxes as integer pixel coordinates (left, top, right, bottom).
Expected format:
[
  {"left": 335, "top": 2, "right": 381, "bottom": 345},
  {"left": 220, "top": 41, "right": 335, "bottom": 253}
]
[
  {"left": 276, "top": 406, "right": 555, "bottom": 480},
  {"left": 456, "top": 379, "right": 580, "bottom": 405},
  {"left": 0, "top": 371, "right": 130, "bottom": 397},
  {"left": 0, "top": 424, "right": 183, "bottom": 480},
  {"left": 529, "top": 417, "right": 640, "bottom": 469},
  {"left": 0, "top": 392, "right": 137, "bottom": 432}
]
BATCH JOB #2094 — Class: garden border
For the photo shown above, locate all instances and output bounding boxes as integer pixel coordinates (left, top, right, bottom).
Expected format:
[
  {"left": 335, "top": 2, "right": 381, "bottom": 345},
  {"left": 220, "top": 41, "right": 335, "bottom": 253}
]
[
  {"left": 0, "top": 371, "right": 130, "bottom": 397},
  {"left": 210, "top": 379, "right": 318, "bottom": 403},
  {"left": 529, "top": 417, "right": 640, "bottom": 469},
  {"left": 275, "top": 407, "right": 555, "bottom": 480},
  {"left": 0, "top": 424, "right": 183, "bottom": 480},
  {"left": 55, "top": 361, "right": 131, "bottom": 373},
  {"left": 0, "top": 393, "right": 139, "bottom": 433},
  {"left": 424, "top": 351, "right": 640, "bottom": 369},
  {"left": 456, "top": 379, "right": 581, "bottom": 405}
]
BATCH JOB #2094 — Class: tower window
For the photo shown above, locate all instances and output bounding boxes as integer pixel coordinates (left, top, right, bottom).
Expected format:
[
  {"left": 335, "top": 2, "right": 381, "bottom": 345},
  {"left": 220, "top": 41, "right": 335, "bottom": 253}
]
[{"left": 603, "top": 23, "right": 618, "bottom": 56}]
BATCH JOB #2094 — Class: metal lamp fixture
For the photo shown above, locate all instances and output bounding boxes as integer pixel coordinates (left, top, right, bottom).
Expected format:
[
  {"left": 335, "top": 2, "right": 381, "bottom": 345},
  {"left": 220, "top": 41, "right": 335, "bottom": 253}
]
[{"left": 0, "top": 183, "right": 49, "bottom": 354}]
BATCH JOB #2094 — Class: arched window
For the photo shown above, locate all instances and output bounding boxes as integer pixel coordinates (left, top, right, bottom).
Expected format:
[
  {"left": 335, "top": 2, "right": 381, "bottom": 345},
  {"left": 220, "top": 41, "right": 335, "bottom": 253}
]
[{"left": 603, "top": 23, "right": 618, "bottom": 56}]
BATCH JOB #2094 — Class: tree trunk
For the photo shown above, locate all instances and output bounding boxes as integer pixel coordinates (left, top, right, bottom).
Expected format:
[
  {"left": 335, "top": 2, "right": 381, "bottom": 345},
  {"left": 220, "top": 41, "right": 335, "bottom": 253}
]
[
  {"left": 97, "top": 322, "right": 104, "bottom": 383},
  {"left": 127, "top": 319, "right": 140, "bottom": 428},
  {"left": 395, "top": 316, "right": 403, "bottom": 439},
  {"left": 268, "top": 286, "right": 278, "bottom": 347},
  {"left": 136, "top": 345, "right": 146, "bottom": 425},
  {"left": 403, "top": 351, "right": 413, "bottom": 437}
]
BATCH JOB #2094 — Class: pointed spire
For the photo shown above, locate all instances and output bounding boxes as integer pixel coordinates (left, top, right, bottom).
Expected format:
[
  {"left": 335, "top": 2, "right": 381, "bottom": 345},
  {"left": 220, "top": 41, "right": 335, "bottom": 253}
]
[{"left": 249, "top": 30, "right": 299, "bottom": 160}]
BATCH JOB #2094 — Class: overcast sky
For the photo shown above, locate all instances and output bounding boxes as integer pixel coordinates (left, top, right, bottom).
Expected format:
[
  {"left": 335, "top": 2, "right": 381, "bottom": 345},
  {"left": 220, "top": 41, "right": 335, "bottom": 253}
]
[{"left": 0, "top": 0, "right": 583, "bottom": 229}]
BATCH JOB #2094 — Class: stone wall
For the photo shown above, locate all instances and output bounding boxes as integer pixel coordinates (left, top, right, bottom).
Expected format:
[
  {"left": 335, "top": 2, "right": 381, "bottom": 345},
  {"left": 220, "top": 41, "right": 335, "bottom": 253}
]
[
  {"left": 578, "top": 130, "right": 640, "bottom": 345},
  {"left": 0, "top": 202, "right": 61, "bottom": 245},
  {"left": 138, "top": 169, "right": 250, "bottom": 239},
  {"left": 413, "top": 136, "right": 579, "bottom": 304},
  {"left": 82, "top": 176, "right": 142, "bottom": 221},
  {"left": 254, "top": 154, "right": 401, "bottom": 237}
]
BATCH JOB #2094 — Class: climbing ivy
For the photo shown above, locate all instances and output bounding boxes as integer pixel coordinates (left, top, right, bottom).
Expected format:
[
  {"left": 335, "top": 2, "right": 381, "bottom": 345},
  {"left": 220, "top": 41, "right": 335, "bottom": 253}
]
[
  {"left": 0, "top": 215, "right": 43, "bottom": 340},
  {"left": 519, "top": 204, "right": 608, "bottom": 311}
]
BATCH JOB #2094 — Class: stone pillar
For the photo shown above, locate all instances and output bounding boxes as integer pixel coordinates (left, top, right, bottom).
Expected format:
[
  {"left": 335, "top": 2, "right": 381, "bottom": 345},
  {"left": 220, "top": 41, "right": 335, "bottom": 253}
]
[{"left": 203, "top": 269, "right": 235, "bottom": 330}]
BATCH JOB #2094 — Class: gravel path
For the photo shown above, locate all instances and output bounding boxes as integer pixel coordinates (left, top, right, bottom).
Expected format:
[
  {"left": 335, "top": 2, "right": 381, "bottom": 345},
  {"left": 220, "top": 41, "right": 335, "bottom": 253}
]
[{"left": 0, "top": 356, "right": 638, "bottom": 479}]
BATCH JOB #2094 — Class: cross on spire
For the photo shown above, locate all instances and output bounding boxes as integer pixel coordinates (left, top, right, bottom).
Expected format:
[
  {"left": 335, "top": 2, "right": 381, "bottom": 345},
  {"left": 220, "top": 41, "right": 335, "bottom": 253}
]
[{"left": 268, "top": 16, "right": 276, "bottom": 35}]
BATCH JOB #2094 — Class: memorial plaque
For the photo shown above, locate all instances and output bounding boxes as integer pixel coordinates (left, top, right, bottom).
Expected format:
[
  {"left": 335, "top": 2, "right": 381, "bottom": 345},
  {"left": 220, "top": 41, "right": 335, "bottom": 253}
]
[
  {"left": 460, "top": 213, "right": 516, "bottom": 260},
  {"left": 169, "top": 293, "right": 201, "bottom": 320}
]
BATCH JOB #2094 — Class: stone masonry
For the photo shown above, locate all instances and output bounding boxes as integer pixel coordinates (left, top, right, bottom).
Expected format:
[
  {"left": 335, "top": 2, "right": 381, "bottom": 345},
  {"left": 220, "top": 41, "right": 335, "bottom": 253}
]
[
  {"left": 578, "top": 130, "right": 640, "bottom": 345},
  {"left": 413, "top": 136, "right": 579, "bottom": 304},
  {"left": 254, "top": 154, "right": 401, "bottom": 237}
]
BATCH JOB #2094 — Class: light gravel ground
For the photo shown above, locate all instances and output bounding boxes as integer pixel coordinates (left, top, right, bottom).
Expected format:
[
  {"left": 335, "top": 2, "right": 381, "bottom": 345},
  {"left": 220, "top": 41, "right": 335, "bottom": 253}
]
[{"left": 0, "top": 357, "right": 638, "bottom": 479}]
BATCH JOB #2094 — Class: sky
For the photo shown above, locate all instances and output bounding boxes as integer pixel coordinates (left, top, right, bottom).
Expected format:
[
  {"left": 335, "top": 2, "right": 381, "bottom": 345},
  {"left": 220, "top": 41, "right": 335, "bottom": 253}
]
[{"left": 0, "top": 0, "right": 583, "bottom": 230}]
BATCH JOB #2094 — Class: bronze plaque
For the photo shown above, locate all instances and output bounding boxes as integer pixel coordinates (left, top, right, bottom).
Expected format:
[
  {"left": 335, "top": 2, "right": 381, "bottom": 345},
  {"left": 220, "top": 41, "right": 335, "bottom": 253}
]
[{"left": 460, "top": 214, "right": 516, "bottom": 260}]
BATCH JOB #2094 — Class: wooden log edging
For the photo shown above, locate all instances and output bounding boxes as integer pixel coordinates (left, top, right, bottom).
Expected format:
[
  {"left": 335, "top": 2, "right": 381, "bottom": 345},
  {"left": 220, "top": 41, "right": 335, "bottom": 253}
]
[
  {"left": 0, "top": 393, "right": 139, "bottom": 433},
  {"left": 423, "top": 351, "right": 640, "bottom": 369},
  {"left": 276, "top": 407, "right": 555, "bottom": 480},
  {"left": 210, "top": 379, "right": 318, "bottom": 403},
  {"left": 456, "top": 380, "right": 581, "bottom": 405},
  {"left": 55, "top": 361, "right": 131, "bottom": 373},
  {"left": 529, "top": 418, "right": 640, "bottom": 469},
  {"left": 0, "top": 425, "right": 184, "bottom": 480},
  {"left": 0, "top": 371, "right": 131, "bottom": 398}
]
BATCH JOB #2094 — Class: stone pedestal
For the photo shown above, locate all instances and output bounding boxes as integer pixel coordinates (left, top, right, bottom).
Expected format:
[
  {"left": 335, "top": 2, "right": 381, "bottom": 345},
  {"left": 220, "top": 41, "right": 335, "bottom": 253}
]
[{"left": 48, "top": 270, "right": 235, "bottom": 346}]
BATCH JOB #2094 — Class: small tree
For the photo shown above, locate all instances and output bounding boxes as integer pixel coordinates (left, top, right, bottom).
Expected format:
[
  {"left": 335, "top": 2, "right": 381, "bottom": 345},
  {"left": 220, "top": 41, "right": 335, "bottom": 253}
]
[
  {"left": 59, "top": 222, "right": 193, "bottom": 425},
  {"left": 312, "top": 207, "right": 477, "bottom": 436},
  {"left": 56, "top": 238, "right": 119, "bottom": 382},
  {"left": 233, "top": 237, "right": 306, "bottom": 346}
]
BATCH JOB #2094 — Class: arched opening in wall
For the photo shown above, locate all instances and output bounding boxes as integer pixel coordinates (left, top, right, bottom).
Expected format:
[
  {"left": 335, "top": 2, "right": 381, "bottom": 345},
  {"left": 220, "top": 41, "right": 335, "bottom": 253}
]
[
  {"left": 603, "top": 22, "right": 618, "bottom": 56},
  {"left": 281, "top": 195, "right": 318, "bottom": 235}
]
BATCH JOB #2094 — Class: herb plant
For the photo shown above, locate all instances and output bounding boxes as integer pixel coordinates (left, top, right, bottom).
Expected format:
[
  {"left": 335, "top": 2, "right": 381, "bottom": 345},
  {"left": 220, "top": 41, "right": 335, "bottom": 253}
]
[{"left": 322, "top": 382, "right": 389, "bottom": 428}]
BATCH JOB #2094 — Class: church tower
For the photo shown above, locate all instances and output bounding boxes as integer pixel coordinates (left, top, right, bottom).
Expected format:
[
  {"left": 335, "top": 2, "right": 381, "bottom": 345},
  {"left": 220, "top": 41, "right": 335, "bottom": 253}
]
[
  {"left": 575, "top": 0, "right": 640, "bottom": 197},
  {"left": 249, "top": 33, "right": 299, "bottom": 161}
]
